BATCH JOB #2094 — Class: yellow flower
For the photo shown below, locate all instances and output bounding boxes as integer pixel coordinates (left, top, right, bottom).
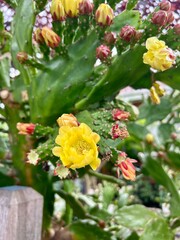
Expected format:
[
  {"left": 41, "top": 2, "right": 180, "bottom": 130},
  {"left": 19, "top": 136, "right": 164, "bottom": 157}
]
[
  {"left": 52, "top": 123, "right": 101, "bottom": 170},
  {"left": 50, "top": 0, "right": 66, "bottom": 21},
  {"left": 95, "top": 3, "right": 114, "bottom": 26},
  {"left": 143, "top": 37, "right": 176, "bottom": 71},
  {"left": 61, "top": 0, "right": 80, "bottom": 17},
  {"left": 150, "top": 86, "right": 160, "bottom": 104},
  {"left": 57, "top": 113, "right": 79, "bottom": 127}
]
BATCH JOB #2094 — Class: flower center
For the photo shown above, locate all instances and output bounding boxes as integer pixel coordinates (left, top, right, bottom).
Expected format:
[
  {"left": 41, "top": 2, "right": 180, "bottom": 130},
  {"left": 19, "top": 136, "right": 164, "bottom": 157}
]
[{"left": 74, "top": 140, "right": 91, "bottom": 155}]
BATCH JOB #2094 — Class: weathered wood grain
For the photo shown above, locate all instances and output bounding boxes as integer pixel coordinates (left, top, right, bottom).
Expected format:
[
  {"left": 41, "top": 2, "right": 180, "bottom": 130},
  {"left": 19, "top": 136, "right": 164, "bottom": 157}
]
[{"left": 0, "top": 186, "right": 43, "bottom": 240}]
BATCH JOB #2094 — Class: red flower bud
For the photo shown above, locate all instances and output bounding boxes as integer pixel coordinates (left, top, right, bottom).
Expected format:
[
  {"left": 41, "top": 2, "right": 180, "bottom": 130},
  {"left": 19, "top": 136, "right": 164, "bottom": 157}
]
[
  {"left": 174, "top": 24, "right": 180, "bottom": 35},
  {"left": 16, "top": 52, "right": 28, "bottom": 64},
  {"left": 79, "top": 0, "right": 94, "bottom": 15},
  {"left": 96, "top": 45, "right": 111, "bottom": 62},
  {"left": 166, "top": 11, "right": 174, "bottom": 24},
  {"left": 159, "top": 1, "right": 171, "bottom": 11},
  {"left": 111, "top": 124, "right": 129, "bottom": 140},
  {"left": 16, "top": 123, "right": 36, "bottom": 135},
  {"left": 104, "top": 32, "right": 116, "bottom": 45},
  {"left": 119, "top": 25, "right": 136, "bottom": 42},
  {"left": 152, "top": 10, "right": 168, "bottom": 26},
  {"left": 112, "top": 109, "right": 130, "bottom": 121}
]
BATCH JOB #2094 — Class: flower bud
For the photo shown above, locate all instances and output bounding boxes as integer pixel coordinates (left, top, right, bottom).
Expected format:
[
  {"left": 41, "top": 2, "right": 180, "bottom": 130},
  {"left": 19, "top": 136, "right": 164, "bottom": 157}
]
[
  {"left": 79, "top": 0, "right": 94, "bottom": 15},
  {"left": 145, "top": 133, "right": 154, "bottom": 144},
  {"left": 50, "top": 0, "right": 66, "bottom": 21},
  {"left": 16, "top": 122, "right": 36, "bottom": 135},
  {"left": 112, "top": 109, "right": 130, "bottom": 121},
  {"left": 153, "top": 82, "right": 165, "bottom": 97},
  {"left": 111, "top": 124, "right": 129, "bottom": 140},
  {"left": 119, "top": 25, "right": 136, "bottom": 42},
  {"left": 174, "top": 24, "right": 180, "bottom": 35},
  {"left": 34, "top": 28, "right": 44, "bottom": 44},
  {"left": 95, "top": 3, "right": 114, "bottom": 26},
  {"left": 62, "top": 0, "right": 79, "bottom": 17},
  {"left": 166, "top": 11, "right": 174, "bottom": 24},
  {"left": 104, "top": 32, "right": 116, "bottom": 45},
  {"left": 41, "top": 27, "right": 61, "bottom": 48},
  {"left": 152, "top": 10, "right": 168, "bottom": 26},
  {"left": 150, "top": 86, "right": 160, "bottom": 104},
  {"left": 96, "top": 44, "right": 111, "bottom": 62},
  {"left": 16, "top": 52, "right": 28, "bottom": 64},
  {"left": 159, "top": 1, "right": 171, "bottom": 11},
  {"left": 171, "top": 132, "right": 177, "bottom": 140},
  {"left": 57, "top": 113, "right": 79, "bottom": 127}
]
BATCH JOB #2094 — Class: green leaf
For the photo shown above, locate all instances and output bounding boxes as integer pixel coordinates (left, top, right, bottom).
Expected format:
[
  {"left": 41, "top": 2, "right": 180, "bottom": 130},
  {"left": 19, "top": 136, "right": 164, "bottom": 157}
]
[
  {"left": 156, "top": 67, "right": 180, "bottom": 90},
  {"left": 127, "top": 123, "right": 149, "bottom": 140},
  {"left": 76, "top": 110, "right": 94, "bottom": 128},
  {"left": 142, "top": 157, "right": 180, "bottom": 217},
  {"left": 30, "top": 31, "right": 99, "bottom": 124},
  {"left": 102, "top": 181, "right": 117, "bottom": 208},
  {"left": 126, "top": 0, "right": 138, "bottom": 10},
  {"left": 157, "top": 123, "right": 175, "bottom": 145},
  {"left": 139, "top": 218, "right": 173, "bottom": 240},
  {"left": 110, "top": 10, "right": 140, "bottom": 32},
  {"left": 115, "top": 205, "right": 158, "bottom": 230},
  {"left": 11, "top": 0, "right": 35, "bottom": 85},
  {"left": 0, "top": 11, "right": 4, "bottom": 31},
  {"left": 138, "top": 98, "right": 172, "bottom": 125},
  {"left": 0, "top": 56, "right": 10, "bottom": 87},
  {"left": 69, "top": 221, "right": 112, "bottom": 240},
  {"left": 166, "top": 152, "right": 180, "bottom": 169},
  {"left": 0, "top": 172, "right": 15, "bottom": 187},
  {"left": 89, "top": 207, "right": 111, "bottom": 221}
]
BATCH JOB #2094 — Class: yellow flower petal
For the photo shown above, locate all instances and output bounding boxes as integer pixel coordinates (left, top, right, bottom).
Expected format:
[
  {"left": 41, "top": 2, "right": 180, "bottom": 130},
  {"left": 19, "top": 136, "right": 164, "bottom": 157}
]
[{"left": 52, "top": 146, "right": 61, "bottom": 157}]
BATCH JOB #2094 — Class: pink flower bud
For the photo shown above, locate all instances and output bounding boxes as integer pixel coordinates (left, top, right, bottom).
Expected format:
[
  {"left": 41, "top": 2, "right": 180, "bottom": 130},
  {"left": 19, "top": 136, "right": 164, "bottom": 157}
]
[
  {"left": 111, "top": 124, "right": 129, "bottom": 140},
  {"left": 159, "top": 1, "right": 171, "bottom": 11},
  {"left": 152, "top": 10, "right": 168, "bottom": 26},
  {"left": 119, "top": 25, "right": 136, "bottom": 42},
  {"left": 174, "top": 24, "right": 180, "bottom": 35},
  {"left": 96, "top": 45, "right": 111, "bottom": 62},
  {"left": 79, "top": 0, "right": 94, "bottom": 15},
  {"left": 166, "top": 11, "right": 174, "bottom": 24},
  {"left": 16, "top": 123, "right": 36, "bottom": 135},
  {"left": 112, "top": 109, "right": 130, "bottom": 121},
  {"left": 16, "top": 52, "right": 28, "bottom": 64},
  {"left": 104, "top": 32, "right": 116, "bottom": 45}
]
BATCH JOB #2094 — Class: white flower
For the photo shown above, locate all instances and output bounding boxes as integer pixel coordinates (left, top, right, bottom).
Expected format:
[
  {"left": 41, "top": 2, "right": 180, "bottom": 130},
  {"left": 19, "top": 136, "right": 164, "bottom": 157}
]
[{"left": 54, "top": 163, "right": 70, "bottom": 179}]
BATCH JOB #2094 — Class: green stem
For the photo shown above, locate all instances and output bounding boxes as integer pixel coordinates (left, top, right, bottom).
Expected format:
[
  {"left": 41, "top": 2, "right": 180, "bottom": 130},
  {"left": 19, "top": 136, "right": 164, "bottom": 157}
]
[{"left": 88, "top": 170, "right": 124, "bottom": 186}]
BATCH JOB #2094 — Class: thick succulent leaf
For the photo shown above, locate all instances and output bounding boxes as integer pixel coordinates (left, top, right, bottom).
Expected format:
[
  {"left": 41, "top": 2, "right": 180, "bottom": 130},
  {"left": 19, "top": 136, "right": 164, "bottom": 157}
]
[
  {"left": 11, "top": 0, "right": 35, "bottom": 85},
  {"left": 30, "top": 31, "right": 99, "bottom": 124},
  {"left": 126, "top": 0, "right": 138, "bottom": 10},
  {"left": 110, "top": 10, "right": 140, "bottom": 32},
  {"left": 0, "top": 57, "right": 10, "bottom": 88},
  {"left": 75, "top": 46, "right": 150, "bottom": 110}
]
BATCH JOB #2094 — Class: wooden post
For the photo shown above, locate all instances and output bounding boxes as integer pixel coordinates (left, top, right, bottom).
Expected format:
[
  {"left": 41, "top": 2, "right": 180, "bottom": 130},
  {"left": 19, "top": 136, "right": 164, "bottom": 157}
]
[{"left": 0, "top": 186, "right": 43, "bottom": 240}]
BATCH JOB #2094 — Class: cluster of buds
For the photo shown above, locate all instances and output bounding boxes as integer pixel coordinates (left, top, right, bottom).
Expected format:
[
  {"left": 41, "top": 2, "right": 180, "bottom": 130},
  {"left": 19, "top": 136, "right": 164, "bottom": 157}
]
[
  {"left": 95, "top": 3, "right": 114, "bottom": 26},
  {"left": 34, "top": 27, "right": 61, "bottom": 48},
  {"left": 152, "top": 1, "right": 174, "bottom": 26},
  {"left": 111, "top": 124, "right": 129, "bottom": 140},
  {"left": 96, "top": 44, "right": 111, "bottom": 62},
  {"left": 16, "top": 122, "right": 36, "bottom": 135},
  {"left": 150, "top": 81, "right": 166, "bottom": 104},
  {"left": 115, "top": 152, "right": 137, "bottom": 181}
]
